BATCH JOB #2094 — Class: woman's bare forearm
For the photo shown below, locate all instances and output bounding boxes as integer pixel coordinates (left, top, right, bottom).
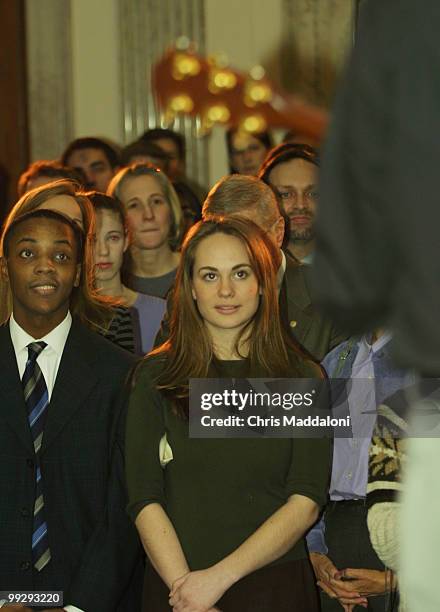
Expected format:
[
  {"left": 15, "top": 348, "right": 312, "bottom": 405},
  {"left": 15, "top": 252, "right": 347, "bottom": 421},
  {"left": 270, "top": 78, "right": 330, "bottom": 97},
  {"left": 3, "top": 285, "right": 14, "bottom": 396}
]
[{"left": 135, "top": 502, "right": 190, "bottom": 588}]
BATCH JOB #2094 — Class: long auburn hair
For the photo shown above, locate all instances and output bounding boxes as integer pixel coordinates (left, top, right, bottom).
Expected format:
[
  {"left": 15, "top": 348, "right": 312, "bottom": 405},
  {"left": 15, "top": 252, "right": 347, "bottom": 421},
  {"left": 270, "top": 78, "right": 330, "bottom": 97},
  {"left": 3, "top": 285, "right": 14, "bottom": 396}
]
[
  {"left": 0, "top": 179, "right": 115, "bottom": 330},
  {"left": 147, "top": 216, "right": 299, "bottom": 417}
]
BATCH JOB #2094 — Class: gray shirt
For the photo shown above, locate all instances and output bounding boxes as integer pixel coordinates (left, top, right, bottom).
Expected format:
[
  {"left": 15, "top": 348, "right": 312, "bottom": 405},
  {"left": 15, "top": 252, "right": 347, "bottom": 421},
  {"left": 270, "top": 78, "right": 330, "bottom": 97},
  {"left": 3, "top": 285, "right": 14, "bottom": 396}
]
[{"left": 125, "top": 269, "right": 177, "bottom": 299}]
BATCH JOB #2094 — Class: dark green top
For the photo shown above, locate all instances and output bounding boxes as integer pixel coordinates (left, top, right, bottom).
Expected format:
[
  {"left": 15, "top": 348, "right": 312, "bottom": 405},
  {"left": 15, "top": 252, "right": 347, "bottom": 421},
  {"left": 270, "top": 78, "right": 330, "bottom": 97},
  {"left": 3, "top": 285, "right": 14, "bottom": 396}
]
[{"left": 125, "top": 356, "right": 331, "bottom": 570}]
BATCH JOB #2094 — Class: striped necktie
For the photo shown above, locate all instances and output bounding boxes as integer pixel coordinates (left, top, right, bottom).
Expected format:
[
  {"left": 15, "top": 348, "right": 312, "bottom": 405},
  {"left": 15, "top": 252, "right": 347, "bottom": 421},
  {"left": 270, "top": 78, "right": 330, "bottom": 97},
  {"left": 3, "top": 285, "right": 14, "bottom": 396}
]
[{"left": 22, "top": 341, "right": 51, "bottom": 572}]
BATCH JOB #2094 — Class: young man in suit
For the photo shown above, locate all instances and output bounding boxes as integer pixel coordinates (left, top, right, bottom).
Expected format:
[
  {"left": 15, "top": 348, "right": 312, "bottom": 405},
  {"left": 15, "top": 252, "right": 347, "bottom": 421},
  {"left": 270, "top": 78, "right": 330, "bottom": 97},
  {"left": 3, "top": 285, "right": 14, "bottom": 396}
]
[{"left": 0, "top": 209, "right": 141, "bottom": 611}]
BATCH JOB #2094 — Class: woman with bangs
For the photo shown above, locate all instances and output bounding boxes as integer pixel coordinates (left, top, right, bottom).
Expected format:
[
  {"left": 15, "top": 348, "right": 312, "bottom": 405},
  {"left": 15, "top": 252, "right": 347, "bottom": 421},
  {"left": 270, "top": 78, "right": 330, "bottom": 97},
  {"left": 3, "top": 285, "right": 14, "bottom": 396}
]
[
  {"left": 0, "top": 179, "right": 138, "bottom": 352},
  {"left": 125, "top": 216, "right": 331, "bottom": 611},
  {"left": 107, "top": 164, "right": 183, "bottom": 299}
]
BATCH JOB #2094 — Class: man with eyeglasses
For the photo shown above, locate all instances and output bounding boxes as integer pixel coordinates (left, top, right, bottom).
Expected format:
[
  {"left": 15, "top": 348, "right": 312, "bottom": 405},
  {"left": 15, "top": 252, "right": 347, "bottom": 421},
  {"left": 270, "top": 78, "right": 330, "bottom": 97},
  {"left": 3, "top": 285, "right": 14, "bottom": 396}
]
[{"left": 259, "top": 143, "right": 319, "bottom": 264}]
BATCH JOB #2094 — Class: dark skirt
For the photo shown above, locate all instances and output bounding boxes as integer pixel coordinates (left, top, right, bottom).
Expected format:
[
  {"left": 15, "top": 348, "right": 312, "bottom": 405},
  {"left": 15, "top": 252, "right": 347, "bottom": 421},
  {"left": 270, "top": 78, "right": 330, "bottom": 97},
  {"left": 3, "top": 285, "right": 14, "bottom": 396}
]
[{"left": 142, "top": 557, "right": 320, "bottom": 611}]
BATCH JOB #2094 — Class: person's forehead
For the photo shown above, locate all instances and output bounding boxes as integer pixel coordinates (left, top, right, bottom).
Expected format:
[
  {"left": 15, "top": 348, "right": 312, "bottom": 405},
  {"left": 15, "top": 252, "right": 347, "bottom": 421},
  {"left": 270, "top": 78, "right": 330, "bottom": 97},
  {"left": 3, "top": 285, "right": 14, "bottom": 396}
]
[
  {"left": 122, "top": 173, "right": 164, "bottom": 196},
  {"left": 68, "top": 147, "right": 109, "bottom": 165},
  {"left": 9, "top": 216, "right": 75, "bottom": 244},
  {"left": 96, "top": 208, "right": 123, "bottom": 230},
  {"left": 269, "top": 157, "right": 317, "bottom": 185},
  {"left": 155, "top": 138, "right": 178, "bottom": 156},
  {"left": 231, "top": 132, "right": 261, "bottom": 151},
  {"left": 195, "top": 233, "right": 249, "bottom": 261}
]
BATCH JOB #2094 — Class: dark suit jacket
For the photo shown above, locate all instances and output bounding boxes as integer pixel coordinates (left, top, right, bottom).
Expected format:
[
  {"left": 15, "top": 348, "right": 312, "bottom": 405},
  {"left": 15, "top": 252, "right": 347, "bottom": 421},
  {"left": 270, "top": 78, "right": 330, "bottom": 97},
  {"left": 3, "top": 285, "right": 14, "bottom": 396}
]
[
  {"left": 0, "top": 320, "right": 142, "bottom": 611},
  {"left": 280, "top": 254, "right": 347, "bottom": 361}
]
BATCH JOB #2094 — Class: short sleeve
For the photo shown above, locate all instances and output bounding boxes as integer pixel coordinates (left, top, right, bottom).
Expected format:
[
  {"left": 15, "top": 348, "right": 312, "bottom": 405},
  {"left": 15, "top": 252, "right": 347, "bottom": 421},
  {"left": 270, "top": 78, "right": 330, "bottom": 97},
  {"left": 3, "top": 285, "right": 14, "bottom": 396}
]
[
  {"left": 125, "top": 360, "right": 167, "bottom": 521},
  {"left": 285, "top": 436, "right": 332, "bottom": 509}
]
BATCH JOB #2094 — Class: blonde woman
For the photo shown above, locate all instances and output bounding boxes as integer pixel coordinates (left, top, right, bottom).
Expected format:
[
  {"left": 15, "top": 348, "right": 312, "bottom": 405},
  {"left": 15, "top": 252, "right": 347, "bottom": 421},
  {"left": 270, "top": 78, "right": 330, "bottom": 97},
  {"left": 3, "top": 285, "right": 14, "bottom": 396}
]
[{"left": 108, "top": 164, "right": 183, "bottom": 298}]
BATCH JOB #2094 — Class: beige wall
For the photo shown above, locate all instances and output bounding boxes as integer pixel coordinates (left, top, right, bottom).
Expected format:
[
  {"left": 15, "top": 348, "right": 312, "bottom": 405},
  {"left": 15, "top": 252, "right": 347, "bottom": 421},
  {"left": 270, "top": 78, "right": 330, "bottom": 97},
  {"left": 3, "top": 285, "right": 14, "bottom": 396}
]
[
  {"left": 70, "top": 0, "right": 122, "bottom": 144},
  {"left": 26, "top": 0, "right": 353, "bottom": 184},
  {"left": 205, "top": 0, "right": 283, "bottom": 185}
]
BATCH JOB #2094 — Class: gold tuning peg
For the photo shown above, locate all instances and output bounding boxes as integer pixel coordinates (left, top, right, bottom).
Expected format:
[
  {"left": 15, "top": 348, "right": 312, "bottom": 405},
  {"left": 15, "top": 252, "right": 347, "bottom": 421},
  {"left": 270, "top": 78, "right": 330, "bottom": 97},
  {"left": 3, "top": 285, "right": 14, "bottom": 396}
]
[
  {"left": 239, "top": 114, "right": 268, "bottom": 134},
  {"left": 205, "top": 104, "right": 231, "bottom": 124},
  {"left": 168, "top": 94, "right": 194, "bottom": 113},
  {"left": 208, "top": 52, "right": 229, "bottom": 69},
  {"left": 162, "top": 94, "right": 195, "bottom": 127},
  {"left": 244, "top": 65, "right": 272, "bottom": 108},
  {"left": 172, "top": 53, "right": 201, "bottom": 80},
  {"left": 249, "top": 65, "right": 266, "bottom": 81}
]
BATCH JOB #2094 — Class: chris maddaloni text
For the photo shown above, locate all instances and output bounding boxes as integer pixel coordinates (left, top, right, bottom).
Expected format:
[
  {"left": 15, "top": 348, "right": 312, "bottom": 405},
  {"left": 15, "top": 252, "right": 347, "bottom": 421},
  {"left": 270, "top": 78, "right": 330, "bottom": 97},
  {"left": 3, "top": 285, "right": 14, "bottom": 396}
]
[{"left": 200, "top": 414, "right": 351, "bottom": 428}]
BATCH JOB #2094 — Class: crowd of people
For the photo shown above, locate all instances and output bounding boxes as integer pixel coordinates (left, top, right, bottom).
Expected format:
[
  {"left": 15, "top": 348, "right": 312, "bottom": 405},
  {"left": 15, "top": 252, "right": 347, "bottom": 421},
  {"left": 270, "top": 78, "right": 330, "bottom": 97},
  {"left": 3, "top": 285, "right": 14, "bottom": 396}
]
[{"left": 0, "top": 123, "right": 410, "bottom": 612}]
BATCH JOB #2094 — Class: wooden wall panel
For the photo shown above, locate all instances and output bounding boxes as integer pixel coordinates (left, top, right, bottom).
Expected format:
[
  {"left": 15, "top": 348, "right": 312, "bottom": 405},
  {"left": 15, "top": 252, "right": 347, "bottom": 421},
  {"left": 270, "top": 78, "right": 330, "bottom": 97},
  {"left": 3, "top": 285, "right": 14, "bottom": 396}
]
[{"left": 0, "top": 0, "right": 29, "bottom": 222}]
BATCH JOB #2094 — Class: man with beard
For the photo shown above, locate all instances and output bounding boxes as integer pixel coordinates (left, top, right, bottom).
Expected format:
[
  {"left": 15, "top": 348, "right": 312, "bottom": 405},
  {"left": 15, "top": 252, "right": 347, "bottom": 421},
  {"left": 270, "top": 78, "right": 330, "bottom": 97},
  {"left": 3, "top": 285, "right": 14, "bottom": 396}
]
[{"left": 259, "top": 143, "right": 319, "bottom": 264}]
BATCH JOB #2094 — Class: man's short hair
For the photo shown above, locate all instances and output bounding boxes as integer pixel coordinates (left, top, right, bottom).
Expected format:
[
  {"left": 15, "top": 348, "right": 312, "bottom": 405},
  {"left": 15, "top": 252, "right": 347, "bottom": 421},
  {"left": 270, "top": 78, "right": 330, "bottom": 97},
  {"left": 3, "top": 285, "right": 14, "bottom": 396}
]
[
  {"left": 202, "top": 174, "right": 281, "bottom": 230},
  {"left": 120, "top": 140, "right": 170, "bottom": 169},
  {"left": 18, "top": 160, "right": 85, "bottom": 197},
  {"left": 140, "top": 128, "right": 186, "bottom": 161},
  {"left": 258, "top": 143, "right": 320, "bottom": 185},
  {"left": 61, "top": 137, "right": 120, "bottom": 169},
  {"left": 2, "top": 208, "right": 84, "bottom": 263}
]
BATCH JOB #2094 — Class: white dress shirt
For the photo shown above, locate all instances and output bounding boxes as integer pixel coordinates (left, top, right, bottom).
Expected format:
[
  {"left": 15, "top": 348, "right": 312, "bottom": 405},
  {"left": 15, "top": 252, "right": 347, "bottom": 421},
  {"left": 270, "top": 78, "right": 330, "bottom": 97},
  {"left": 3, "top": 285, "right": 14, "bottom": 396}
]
[
  {"left": 4, "top": 313, "right": 83, "bottom": 612},
  {"left": 10, "top": 312, "right": 72, "bottom": 398}
]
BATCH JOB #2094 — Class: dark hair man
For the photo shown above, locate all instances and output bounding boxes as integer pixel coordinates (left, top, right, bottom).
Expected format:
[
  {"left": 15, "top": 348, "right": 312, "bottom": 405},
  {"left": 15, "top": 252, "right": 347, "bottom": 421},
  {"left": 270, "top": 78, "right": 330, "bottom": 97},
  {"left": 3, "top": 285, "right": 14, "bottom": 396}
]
[
  {"left": 120, "top": 139, "right": 171, "bottom": 173},
  {"left": 0, "top": 209, "right": 141, "bottom": 611},
  {"left": 259, "top": 143, "right": 319, "bottom": 264},
  {"left": 61, "top": 137, "right": 120, "bottom": 192},
  {"left": 140, "top": 128, "right": 185, "bottom": 181},
  {"left": 140, "top": 127, "right": 206, "bottom": 209}
]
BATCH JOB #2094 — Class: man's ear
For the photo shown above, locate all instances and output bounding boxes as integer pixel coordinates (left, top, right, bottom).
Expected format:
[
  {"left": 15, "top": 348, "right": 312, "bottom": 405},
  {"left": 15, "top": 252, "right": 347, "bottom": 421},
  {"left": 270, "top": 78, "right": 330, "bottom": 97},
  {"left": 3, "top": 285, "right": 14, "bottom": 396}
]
[
  {"left": 0, "top": 257, "right": 9, "bottom": 282},
  {"left": 273, "top": 216, "right": 285, "bottom": 249},
  {"left": 74, "top": 263, "right": 81, "bottom": 288}
]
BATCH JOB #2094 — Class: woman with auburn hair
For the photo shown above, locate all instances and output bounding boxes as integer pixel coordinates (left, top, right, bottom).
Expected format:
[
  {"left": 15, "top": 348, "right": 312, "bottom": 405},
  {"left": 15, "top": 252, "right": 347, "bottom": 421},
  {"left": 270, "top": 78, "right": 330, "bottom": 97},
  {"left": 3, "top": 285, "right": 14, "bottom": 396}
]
[
  {"left": 107, "top": 163, "right": 183, "bottom": 299},
  {"left": 125, "top": 217, "right": 331, "bottom": 612},
  {"left": 0, "top": 180, "right": 137, "bottom": 352}
]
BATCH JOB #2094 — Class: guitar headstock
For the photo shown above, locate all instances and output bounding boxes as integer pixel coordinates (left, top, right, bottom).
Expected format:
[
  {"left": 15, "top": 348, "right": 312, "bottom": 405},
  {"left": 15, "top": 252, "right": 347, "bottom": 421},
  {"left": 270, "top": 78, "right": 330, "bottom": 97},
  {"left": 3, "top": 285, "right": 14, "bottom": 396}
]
[{"left": 152, "top": 40, "right": 328, "bottom": 141}]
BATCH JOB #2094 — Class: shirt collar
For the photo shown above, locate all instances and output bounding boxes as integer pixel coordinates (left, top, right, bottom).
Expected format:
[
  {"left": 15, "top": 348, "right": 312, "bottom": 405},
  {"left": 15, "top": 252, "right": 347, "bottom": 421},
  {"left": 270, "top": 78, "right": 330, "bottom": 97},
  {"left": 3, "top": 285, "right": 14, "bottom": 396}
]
[
  {"left": 354, "top": 331, "right": 393, "bottom": 368},
  {"left": 9, "top": 312, "right": 72, "bottom": 357}
]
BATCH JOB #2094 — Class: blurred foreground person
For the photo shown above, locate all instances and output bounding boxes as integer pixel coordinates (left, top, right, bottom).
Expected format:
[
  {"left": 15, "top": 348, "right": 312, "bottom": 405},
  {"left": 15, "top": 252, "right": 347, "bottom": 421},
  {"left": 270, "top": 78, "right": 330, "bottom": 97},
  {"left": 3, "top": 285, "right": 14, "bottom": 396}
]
[
  {"left": 126, "top": 217, "right": 331, "bottom": 611},
  {"left": 312, "top": 2, "right": 440, "bottom": 610}
]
